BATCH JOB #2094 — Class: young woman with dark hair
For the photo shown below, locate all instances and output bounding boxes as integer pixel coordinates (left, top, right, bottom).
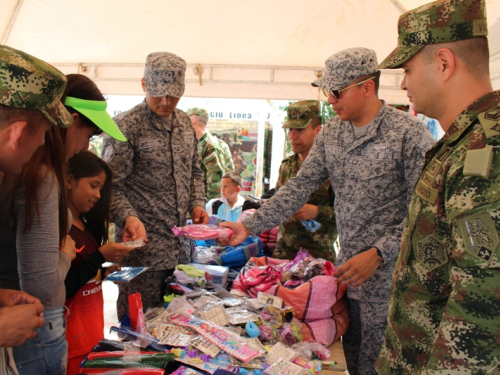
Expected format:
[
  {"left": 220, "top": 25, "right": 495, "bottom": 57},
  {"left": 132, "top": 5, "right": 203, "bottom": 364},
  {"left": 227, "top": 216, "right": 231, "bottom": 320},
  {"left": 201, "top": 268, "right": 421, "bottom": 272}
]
[
  {"left": 0, "top": 74, "right": 127, "bottom": 375},
  {"left": 64, "top": 151, "right": 133, "bottom": 374}
]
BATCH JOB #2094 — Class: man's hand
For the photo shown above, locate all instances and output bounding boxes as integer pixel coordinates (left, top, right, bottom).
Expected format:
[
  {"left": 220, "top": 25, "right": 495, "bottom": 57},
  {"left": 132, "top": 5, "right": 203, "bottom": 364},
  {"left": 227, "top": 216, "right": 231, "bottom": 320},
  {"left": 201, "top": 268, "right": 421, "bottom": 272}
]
[
  {"left": 218, "top": 221, "right": 251, "bottom": 246},
  {"left": 0, "top": 289, "right": 41, "bottom": 307},
  {"left": 293, "top": 204, "right": 319, "bottom": 221},
  {"left": 333, "top": 248, "right": 383, "bottom": 287},
  {"left": 191, "top": 206, "right": 209, "bottom": 224},
  {"left": 0, "top": 304, "right": 45, "bottom": 347},
  {"left": 123, "top": 216, "right": 148, "bottom": 242}
]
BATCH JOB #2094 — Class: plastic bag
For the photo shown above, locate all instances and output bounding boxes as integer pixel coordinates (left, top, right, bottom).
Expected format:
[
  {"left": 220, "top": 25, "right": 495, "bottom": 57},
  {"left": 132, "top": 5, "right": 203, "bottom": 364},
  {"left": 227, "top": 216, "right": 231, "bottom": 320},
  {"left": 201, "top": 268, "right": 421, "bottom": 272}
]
[
  {"left": 172, "top": 224, "right": 233, "bottom": 241},
  {"left": 105, "top": 267, "right": 149, "bottom": 282}
]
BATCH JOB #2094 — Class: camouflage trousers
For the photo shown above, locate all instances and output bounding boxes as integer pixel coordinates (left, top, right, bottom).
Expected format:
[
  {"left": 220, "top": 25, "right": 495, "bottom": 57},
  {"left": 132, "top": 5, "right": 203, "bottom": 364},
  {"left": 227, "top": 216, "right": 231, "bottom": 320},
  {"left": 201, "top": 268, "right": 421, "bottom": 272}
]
[
  {"left": 343, "top": 298, "right": 388, "bottom": 375},
  {"left": 117, "top": 269, "right": 174, "bottom": 321}
]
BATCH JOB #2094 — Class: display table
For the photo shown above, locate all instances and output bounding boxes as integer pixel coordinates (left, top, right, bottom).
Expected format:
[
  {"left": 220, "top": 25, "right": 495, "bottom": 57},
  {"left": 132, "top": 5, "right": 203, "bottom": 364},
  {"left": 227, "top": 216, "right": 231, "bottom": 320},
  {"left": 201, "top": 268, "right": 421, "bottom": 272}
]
[{"left": 320, "top": 339, "right": 346, "bottom": 374}]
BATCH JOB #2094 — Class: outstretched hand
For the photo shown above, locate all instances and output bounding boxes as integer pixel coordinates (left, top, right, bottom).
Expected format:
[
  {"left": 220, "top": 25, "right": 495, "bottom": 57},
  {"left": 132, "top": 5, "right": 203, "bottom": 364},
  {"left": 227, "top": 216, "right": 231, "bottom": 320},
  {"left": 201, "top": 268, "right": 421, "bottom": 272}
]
[
  {"left": 293, "top": 203, "right": 319, "bottom": 221},
  {"left": 123, "top": 216, "right": 148, "bottom": 242},
  {"left": 218, "top": 221, "right": 251, "bottom": 246}
]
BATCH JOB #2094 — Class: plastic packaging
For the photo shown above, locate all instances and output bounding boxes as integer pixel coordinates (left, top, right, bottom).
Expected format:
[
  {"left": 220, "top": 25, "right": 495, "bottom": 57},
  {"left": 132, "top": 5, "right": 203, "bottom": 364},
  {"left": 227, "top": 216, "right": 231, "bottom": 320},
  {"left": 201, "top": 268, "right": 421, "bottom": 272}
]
[
  {"left": 172, "top": 224, "right": 233, "bottom": 241},
  {"left": 122, "top": 238, "right": 146, "bottom": 248},
  {"left": 300, "top": 219, "right": 321, "bottom": 232},
  {"left": 128, "top": 293, "right": 146, "bottom": 335},
  {"left": 105, "top": 267, "right": 149, "bottom": 282},
  {"left": 291, "top": 341, "right": 331, "bottom": 360}
]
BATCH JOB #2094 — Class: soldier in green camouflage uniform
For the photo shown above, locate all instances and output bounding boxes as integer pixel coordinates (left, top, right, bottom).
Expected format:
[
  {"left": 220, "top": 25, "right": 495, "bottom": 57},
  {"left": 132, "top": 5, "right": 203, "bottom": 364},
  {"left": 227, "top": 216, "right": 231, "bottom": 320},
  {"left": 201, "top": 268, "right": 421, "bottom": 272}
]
[
  {"left": 377, "top": 0, "right": 500, "bottom": 373},
  {"left": 274, "top": 100, "right": 337, "bottom": 262},
  {"left": 187, "top": 107, "right": 234, "bottom": 200}
]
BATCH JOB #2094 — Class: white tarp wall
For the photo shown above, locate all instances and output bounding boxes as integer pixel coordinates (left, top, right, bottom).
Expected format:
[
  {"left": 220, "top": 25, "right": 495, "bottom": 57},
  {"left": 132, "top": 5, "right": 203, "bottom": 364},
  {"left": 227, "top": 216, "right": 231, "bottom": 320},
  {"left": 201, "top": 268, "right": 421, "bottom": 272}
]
[{"left": 1, "top": 0, "right": 499, "bottom": 102}]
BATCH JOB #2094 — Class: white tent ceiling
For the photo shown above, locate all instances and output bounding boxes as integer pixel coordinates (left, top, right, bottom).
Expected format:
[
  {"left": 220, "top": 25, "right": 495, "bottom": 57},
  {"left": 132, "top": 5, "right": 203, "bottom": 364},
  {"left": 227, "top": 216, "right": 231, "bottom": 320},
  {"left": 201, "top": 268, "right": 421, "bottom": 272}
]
[{"left": 1, "top": 0, "right": 499, "bottom": 103}]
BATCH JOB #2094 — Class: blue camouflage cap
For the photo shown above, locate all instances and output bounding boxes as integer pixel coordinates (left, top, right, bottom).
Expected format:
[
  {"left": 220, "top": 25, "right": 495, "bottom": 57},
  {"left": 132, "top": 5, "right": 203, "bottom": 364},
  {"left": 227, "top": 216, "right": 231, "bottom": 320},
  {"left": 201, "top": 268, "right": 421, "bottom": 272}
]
[
  {"left": 312, "top": 48, "right": 379, "bottom": 91},
  {"left": 143, "top": 52, "right": 186, "bottom": 98}
]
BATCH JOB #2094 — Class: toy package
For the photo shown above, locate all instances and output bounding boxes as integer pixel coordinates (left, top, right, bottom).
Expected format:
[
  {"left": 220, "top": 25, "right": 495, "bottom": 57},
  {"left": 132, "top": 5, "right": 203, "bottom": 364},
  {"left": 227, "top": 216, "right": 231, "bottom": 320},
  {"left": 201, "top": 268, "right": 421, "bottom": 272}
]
[
  {"left": 105, "top": 267, "right": 149, "bottom": 282},
  {"left": 172, "top": 224, "right": 233, "bottom": 241}
]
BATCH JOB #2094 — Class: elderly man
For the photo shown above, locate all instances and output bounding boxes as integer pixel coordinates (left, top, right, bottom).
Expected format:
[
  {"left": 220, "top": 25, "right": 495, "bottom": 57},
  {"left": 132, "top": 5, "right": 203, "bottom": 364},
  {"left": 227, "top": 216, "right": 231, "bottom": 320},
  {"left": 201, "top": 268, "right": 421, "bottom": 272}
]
[
  {"left": 187, "top": 107, "right": 234, "bottom": 200},
  {"left": 102, "top": 52, "right": 208, "bottom": 318},
  {"left": 221, "top": 48, "right": 435, "bottom": 375},
  {"left": 274, "top": 100, "right": 336, "bottom": 262},
  {"left": 0, "top": 45, "right": 72, "bottom": 355},
  {"left": 376, "top": 0, "right": 500, "bottom": 373}
]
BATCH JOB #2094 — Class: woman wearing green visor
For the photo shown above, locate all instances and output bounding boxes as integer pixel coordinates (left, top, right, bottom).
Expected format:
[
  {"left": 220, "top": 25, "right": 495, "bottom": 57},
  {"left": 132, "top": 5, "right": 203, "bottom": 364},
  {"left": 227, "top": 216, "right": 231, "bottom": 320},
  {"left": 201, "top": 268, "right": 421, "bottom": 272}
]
[
  {"left": 63, "top": 74, "right": 127, "bottom": 158},
  {"left": 5, "top": 74, "right": 127, "bottom": 375}
]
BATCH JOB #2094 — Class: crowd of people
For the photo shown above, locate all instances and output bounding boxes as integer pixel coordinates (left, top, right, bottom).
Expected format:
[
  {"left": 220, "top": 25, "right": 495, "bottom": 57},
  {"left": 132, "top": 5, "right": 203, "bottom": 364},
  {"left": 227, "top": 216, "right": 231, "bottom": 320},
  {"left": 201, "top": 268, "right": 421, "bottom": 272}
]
[{"left": 0, "top": 0, "right": 498, "bottom": 374}]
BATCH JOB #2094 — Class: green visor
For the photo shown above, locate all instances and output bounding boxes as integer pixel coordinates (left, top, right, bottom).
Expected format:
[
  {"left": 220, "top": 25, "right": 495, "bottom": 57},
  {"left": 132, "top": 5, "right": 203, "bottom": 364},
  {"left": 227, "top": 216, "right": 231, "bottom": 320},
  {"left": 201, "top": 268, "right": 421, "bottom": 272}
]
[{"left": 64, "top": 96, "right": 127, "bottom": 142}]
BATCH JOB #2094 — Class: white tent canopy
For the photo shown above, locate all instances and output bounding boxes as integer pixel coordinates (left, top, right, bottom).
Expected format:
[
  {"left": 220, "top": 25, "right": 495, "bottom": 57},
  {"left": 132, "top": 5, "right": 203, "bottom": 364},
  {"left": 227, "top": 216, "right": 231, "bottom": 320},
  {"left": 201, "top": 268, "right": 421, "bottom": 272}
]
[{"left": 1, "top": 0, "right": 499, "bottom": 103}]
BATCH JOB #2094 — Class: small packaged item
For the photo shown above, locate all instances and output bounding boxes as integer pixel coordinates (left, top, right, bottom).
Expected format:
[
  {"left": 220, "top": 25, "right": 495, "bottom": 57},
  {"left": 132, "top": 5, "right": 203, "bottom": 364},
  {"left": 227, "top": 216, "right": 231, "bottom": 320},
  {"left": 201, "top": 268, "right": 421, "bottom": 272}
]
[
  {"left": 122, "top": 238, "right": 146, "bottom": 248},
  {"left": 300, "top": 219, "right": 321, "bottom": 233},
  {"left": 227, "top": 310, "right": 259, "bottom": 325},
  {"left": 190, "top": 335, "right": 221, "bottom": 358},
  {"left": 172, "top": 224, "right": 233, "bottom": 241},
  {"left": 263, "top": 358, "right": 309, "bottom": 375},
  {"left": 257, "top": 292, "right": 283, "bottom": 309},
  {"left": 105, "top": 266, "right": 149, "bottom": 282}
]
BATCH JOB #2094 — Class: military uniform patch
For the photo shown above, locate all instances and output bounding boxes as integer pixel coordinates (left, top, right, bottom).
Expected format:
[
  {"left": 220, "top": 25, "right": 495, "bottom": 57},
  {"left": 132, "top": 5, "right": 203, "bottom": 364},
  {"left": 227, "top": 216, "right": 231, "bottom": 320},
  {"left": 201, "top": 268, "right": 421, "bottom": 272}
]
[
  {"left": 416, "top": 235, "right": 449, "bottom": 270},
  {"left": 459, "top": 212, "right": 499, "bottom": 262},
  {"left": 102, "top": 145, "right": 114, "bottom": 163},
  {"left": 478, "top": 110, "right": 500, "bottom": 139}
]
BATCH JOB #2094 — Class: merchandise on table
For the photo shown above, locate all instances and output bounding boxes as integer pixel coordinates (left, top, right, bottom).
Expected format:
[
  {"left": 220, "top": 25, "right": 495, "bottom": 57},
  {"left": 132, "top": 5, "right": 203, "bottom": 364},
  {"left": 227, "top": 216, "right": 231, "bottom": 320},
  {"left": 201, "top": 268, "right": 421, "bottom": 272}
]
[{"left": 80, "top": 255, "right": 345, "bottom": 375}]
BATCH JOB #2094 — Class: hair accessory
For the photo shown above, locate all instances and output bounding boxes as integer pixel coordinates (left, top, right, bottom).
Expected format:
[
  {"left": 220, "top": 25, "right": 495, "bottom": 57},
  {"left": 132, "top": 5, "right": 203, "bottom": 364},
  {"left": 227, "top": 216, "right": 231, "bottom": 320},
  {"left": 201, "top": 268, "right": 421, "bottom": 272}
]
[{"left": 64, "top": 96, "right": 127, "bottom": 142}]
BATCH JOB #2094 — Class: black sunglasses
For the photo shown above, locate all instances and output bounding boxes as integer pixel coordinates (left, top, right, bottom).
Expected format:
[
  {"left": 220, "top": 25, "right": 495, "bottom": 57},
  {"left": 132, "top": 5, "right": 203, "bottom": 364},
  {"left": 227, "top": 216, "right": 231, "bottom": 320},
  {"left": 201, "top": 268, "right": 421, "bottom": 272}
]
[{"left": 322, "top": 77, "right": 375, "bottom": 99}]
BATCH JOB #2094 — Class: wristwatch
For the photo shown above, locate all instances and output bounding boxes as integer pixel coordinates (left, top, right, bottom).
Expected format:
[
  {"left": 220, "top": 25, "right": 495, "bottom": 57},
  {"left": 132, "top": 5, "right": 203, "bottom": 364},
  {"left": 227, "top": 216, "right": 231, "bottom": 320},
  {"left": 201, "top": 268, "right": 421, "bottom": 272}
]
[{"left": 374, "top": 246, "right": 383, "bottom": 261}]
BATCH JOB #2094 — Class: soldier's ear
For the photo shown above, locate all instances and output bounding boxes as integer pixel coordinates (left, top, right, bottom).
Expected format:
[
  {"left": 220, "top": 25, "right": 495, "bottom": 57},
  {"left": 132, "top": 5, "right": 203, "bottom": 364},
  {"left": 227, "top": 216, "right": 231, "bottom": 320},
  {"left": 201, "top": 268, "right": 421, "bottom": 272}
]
[{"left": 141, "top": 78, "right": 146, "bottom": 93}]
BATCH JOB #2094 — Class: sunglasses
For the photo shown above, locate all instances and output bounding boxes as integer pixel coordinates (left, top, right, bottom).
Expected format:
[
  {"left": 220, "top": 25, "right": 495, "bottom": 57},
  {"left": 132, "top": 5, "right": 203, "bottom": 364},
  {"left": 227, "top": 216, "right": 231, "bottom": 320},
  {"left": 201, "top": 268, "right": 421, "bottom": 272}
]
[{"left": 322, "top": 77, "right": 375, "bottom": 99}]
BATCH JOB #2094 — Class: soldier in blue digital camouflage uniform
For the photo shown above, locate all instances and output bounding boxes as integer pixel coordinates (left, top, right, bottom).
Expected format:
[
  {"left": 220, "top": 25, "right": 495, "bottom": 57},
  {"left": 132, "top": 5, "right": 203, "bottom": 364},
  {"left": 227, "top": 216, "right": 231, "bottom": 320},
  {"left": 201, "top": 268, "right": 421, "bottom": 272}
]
[
  {"left": 221, "top": 48, "right": 435, "bottom": 375},
  {"left": 187, "top": 107, "right": 234, "bottom": 200},
  {"left": 376, "top": 0, "right": 500, "bottom": 373},
  {"left": 102, "top": 52, "right": 208, "bottom": 319}
]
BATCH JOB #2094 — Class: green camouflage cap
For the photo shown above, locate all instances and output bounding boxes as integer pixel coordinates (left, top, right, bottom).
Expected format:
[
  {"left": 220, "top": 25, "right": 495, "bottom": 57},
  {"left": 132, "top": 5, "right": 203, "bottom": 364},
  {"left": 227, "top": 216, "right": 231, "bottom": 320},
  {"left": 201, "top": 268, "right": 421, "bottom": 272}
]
[
  {"left": 312, "top": 48, "right": 379, "bottom": 91},
  {"left": 144, "top": 52, "right": 186, "bottom": 98},
  {"left": 379, "top": 0, "right": 488, "bottom": 69},
  {"left": 186, "top": 107, "right": 209, "bottom": 119},
  {"left": 0, "top": 44, "right": 72, "bottom": 128},
  {"left": 282, "top": 100, "right": 321, "bottom": 129}
]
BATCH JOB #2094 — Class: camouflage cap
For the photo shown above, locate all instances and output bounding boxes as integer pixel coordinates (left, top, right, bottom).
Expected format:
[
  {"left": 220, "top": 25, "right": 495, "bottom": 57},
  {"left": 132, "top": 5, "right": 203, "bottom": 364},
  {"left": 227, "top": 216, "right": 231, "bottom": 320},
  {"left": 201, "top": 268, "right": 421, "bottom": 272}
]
[
  {"left": 143, "top": 52, "right": 186, "bottom": 98},
  {"left": 0, "top": 44, "right": 72, "bottom": 128},
  {"left": 379, "top": 0, "right": 488, "bottom": 69},
  {"left": 186, "top": 107, "right": 209, "bottom": 119},
  {"left": 312, "top": 48, "right": 379, "bottom": 91},
  {"left": 282, "top": 100, "right": 321, "bottom": 129}
]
